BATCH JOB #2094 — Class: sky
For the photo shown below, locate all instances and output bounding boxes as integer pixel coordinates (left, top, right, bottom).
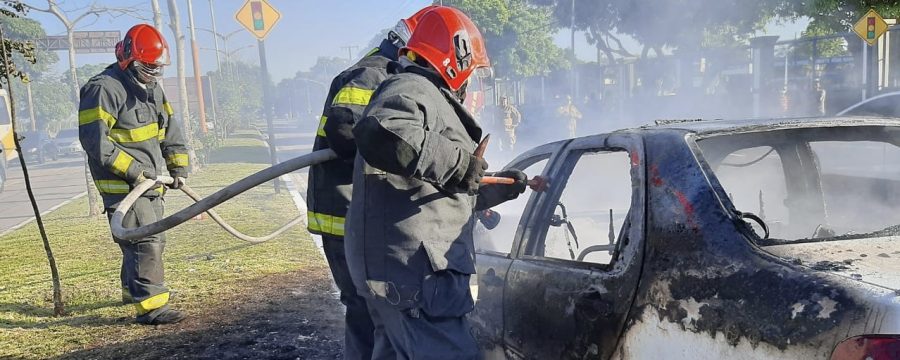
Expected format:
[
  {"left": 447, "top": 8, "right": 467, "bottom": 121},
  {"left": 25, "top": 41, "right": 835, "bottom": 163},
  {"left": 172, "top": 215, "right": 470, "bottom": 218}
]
[{"left": 23, "top": 0, "right": 809, "bottom": 82}]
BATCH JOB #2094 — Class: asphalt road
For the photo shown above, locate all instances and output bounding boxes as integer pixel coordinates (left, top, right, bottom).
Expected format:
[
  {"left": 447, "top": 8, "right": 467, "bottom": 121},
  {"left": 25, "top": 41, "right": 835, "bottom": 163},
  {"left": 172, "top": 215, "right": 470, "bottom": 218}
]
[{"left": 0, "top": 156, "right": 88, "bottom": 235}]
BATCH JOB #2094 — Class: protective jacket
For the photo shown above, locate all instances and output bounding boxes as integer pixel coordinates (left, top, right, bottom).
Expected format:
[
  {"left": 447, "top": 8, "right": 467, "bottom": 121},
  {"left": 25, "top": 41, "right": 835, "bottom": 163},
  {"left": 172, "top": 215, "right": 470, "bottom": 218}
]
[
  {"left": 306, "top": 40, "right": 399, "bottom": 238},
  {"left": 79, "top": 64, "right": 190, "bottom": 208},
  {"left": 347, "top": 62, "right": 511, "bottom": 311}
]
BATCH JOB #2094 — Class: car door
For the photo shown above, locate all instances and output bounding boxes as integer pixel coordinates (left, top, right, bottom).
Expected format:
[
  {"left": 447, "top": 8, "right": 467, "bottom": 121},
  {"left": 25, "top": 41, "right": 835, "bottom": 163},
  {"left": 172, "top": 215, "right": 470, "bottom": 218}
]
[
  {"left": 472, "top": 141, "right": 566, "bottom": 357},
  {"left": 502, "top": 133, "right": 646, "bottom": 360}
]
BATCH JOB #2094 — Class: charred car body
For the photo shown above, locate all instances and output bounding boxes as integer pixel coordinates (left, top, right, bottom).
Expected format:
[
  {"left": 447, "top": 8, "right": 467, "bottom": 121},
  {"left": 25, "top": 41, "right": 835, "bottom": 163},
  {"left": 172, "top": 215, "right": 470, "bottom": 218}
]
[{"left": 470, "top": 117, "right": 900, "bottom": 359}]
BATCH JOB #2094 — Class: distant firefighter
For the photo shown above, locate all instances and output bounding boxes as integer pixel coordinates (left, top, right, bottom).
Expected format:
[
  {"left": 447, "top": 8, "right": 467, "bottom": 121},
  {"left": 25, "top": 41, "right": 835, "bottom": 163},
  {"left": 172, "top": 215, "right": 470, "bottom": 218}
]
[
  {"left": 499, "top": 96, "right": 521, "bottom": 151},
  {"left": 558, "top": 95, "right": 582, "bottom": 138}
]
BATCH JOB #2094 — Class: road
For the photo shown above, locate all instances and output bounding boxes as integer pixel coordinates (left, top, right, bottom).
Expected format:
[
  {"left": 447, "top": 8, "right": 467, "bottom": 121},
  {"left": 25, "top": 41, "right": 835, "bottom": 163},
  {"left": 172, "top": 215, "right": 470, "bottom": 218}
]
[
  {"left": 0, "top": 156, "right": 87, "bottom": 236},
  {"left": 0, "top": 119, "right": 318, "bottom": 237}
]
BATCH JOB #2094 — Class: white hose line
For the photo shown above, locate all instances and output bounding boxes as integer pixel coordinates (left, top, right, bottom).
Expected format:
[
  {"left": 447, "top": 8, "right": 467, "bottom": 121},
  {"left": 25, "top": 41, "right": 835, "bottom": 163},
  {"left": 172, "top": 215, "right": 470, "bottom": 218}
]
[{"left": 111, "top": 149, "right": 338, "bottom": 242}]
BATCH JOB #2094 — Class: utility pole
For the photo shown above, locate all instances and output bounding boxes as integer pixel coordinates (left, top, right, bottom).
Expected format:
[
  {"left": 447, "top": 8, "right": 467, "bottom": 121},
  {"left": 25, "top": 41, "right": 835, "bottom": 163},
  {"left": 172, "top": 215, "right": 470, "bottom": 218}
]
[
  {"left": 341, "top": 45, "right": 360, "bottom": 61},
  {"left": 150, "top": 0, "right": 164, "bottom": 33},
  {"left": 570, "top": 0, "right": 578, "bottom": 100},
  {"left": 186, "top": 0, "right": 208, "bottom": 134},
  {"left": 207, "top": 0, "right": 221, "bottom": 137},
  {"left": 25, "top": 81, "right": 36, "bottom": 131}
]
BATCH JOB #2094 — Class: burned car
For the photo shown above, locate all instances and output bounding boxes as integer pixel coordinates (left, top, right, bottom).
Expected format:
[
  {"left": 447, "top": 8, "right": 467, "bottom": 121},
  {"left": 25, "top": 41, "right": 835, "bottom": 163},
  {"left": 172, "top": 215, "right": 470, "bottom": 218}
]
[{"left": 470, "top": 117, "right": 900, "bottom": 359}]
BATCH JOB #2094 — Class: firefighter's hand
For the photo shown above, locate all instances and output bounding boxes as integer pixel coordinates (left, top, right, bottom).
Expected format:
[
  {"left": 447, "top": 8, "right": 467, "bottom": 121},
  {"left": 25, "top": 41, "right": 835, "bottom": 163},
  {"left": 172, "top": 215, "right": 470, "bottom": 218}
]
[
  {"left": 132, "top": 170, "right": 156, "bottom": 186},
  {"left": 168, "top": 177, "right": 186, "bottom": 190},
  {"left": 493, "top": 169, "right": 527, "bottom": 197},
  {"left": 450, "top": 155, "right": 488, "bottom": 195}
]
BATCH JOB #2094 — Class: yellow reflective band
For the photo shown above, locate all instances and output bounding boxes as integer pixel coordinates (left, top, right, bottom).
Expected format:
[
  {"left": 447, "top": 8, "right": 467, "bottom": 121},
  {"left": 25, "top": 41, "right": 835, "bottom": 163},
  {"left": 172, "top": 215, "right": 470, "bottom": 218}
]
[
  {"left": 316, "top": 116, "right": 327, "bottom": 137},
  {"left": 307, "top": 211, "right": 345, "bottom": 236},
  {"left": 95, "top": 179, "right": 130, "bottom": 194},
  {"left": 157, "top": 128, "right": 166, "bottom": 141},
  {"left": 78, "top": 107, "right": 117, "bottom": 128},
  {"left": 332, "top": 86, "right": 374, "bottom": 107},
  {"left": 135, "top": 292, "right": 169, "bottom": 315},
  {"left": 163, "top": 102, "right": 174, "bottom": 116},
  {"left": 166, "top": 153, "right": 189, "bottom": 167},
  {"left": 109, "top": 123, "right": 160, "bottom": 143},
  {"left": 365, "top": 47, "right": 379, "bottom": 57},
  {"left": 111, "top": 151, "right": 134, "bottom": 177}
]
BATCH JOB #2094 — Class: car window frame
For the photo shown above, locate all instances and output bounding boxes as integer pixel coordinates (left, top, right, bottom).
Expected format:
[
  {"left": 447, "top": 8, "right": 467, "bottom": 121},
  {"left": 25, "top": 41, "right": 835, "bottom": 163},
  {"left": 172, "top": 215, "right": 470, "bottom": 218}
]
[
  {"left": 476, "top": 140, "right": 570, "bottom": 258},
  {"left": 514, "top": 133, "right": 646, "bottom": 272}
]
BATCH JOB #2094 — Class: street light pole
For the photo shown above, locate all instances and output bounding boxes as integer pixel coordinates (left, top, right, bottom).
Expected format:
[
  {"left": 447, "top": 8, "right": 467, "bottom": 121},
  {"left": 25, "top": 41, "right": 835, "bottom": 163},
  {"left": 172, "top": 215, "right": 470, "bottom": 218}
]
[
  {"left": 186, "top": 0, "right": 208, "bottom": 134},
  {"left": 206, "top": 0, "right": 221, "bottom": 137}
]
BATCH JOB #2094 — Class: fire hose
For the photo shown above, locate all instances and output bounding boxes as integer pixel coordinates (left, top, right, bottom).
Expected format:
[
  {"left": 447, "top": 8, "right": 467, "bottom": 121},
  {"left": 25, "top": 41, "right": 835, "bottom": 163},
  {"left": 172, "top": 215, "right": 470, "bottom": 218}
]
[
  {"left": 110, "top": 149, "right": 337, "bottom": 242},
  {"left": 110, "top": 144, "right": 541, "bottom": 243}
]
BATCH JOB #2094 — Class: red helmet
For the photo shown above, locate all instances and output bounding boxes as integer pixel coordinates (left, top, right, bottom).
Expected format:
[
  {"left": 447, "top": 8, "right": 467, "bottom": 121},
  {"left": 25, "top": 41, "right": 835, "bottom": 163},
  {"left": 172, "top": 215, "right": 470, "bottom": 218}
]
[
  {"left": 389, "top": 5, "right": 438, "bottom": 47},
  {"left": 401, "top": 6, "right": 491, "bottom": 91},
  {"left": 116, "top": 24, "right": 170, "bottom": 82}
]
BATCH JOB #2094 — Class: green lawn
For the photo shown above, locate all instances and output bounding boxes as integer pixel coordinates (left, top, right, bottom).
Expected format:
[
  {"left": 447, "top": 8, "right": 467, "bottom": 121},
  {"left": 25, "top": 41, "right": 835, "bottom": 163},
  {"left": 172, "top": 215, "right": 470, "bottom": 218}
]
[{"left": 0, "top": 137, "right": 323, "bottom": 359}]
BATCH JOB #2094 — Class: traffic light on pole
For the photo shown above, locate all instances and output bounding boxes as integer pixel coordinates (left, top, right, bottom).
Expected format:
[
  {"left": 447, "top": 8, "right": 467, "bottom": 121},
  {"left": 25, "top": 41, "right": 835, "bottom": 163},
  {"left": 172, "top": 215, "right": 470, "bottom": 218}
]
[{"left": 251, "top": 1, "right": 264, "bottom": 30}]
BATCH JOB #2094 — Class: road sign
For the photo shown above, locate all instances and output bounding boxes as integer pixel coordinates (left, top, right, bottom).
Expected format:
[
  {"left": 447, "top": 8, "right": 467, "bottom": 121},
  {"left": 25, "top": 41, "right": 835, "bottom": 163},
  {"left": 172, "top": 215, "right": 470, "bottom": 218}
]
[
  {"left": 854, "top": 9, "right": 889, "bottom": 46},
  {"left": 235, "top": 0, "right": 281, "bottom": 40},
  {"left": 35, "top": 31, "right": 120, "bottom": 53}
]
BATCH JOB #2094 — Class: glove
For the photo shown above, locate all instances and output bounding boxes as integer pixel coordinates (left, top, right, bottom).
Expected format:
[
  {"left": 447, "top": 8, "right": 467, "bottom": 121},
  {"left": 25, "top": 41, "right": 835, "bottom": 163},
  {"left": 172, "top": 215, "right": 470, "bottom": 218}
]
[
  {"left": 132, "top": 170, "right": 156, "bottom": 186},
  {"left": 474, "top": 168, "right": 527, "bottom": 211},
  {"left": 168, "top": 176, "right": 186, "bottom": 190},
  {"left": 447, "top": 155, "right": 488, "bottom": 195},
  {"left": 493, "top": 169, "right": 527, "bottom": 197}
]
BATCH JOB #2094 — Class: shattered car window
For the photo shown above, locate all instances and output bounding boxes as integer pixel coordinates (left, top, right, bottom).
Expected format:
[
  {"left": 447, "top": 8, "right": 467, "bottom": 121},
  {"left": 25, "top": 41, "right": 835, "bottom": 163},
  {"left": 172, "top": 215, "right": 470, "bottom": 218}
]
[
  {"left": 698, "top": 127, "right": 900, "bottom": 241},
  {"left": 535, "top": 150, "right": 632, "bottom": 265}
]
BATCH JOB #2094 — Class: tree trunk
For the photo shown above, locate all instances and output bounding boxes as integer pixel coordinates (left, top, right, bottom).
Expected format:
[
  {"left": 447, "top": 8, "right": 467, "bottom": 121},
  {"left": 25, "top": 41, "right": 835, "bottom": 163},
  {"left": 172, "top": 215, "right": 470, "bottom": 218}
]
[
  {"left": 166, "top": 0, "right": 198, "bottom": 171},
  {"left": 150, "top": 0, "right": 163, "bottom": 31},
  {"left": 0, "top": 26, "right": 65, "bottom": 316},
  {"left": 25, "top": 81, "right": 35, "bottom": 131},
  {"left": 67, "top": 27, "right": 102, "bottom": 217}
]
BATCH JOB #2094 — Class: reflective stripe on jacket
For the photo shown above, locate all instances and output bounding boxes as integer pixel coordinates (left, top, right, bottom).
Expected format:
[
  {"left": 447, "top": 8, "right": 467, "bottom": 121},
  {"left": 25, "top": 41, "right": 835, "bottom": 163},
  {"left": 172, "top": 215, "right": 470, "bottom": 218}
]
[
  {"left": 78, "top": 64, "right": 190, "bottom": 208},
  {"left": 306, "top": 40, "right": 398, "bottom": 237}
]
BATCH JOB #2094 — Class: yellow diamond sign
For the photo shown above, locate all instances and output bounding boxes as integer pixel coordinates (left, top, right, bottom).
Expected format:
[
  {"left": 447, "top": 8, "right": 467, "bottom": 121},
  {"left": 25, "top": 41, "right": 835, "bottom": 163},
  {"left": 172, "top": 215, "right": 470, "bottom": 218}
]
[
  {"left": 235, "top": 0, "right": 281, "bottom": 40},
  {"left": 853, "top": 9, "right": 889, "bottom": 46}
]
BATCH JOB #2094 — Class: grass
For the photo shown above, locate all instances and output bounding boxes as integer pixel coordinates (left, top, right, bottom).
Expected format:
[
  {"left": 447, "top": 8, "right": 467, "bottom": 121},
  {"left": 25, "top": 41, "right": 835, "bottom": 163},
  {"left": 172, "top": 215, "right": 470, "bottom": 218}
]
[{"left": 0, "top": 137, "right": 323, "bottom": 359}]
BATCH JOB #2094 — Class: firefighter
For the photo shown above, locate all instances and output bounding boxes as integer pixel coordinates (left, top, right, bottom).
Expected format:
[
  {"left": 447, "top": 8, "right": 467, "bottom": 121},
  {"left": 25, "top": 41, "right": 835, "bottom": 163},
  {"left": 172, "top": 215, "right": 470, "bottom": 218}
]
[
  {"left": 78, "top": 24, "right": 189, "bottom": 325},
  {"left": 305, "top": 6, "right": 435, "bottom": 359},
  {"left": 347, "top": 7, "right": 527, "bottom": 358},
  {"left": 499, "top": 96, "right": 521, "bottom": 151},
  {"left": 558, "top": 95, "right": 582, "bottom": 138}
]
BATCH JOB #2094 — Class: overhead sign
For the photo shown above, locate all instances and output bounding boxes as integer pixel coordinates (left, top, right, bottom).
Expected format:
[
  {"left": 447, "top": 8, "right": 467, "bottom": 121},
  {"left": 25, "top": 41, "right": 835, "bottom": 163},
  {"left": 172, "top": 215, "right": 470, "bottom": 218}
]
[
  {"left": 235, "top": 0, "right": 281, "bottom": 40},
  {"left": 853, "top": 9, "right": 889, "bottom": 46},
  {"left": 35, "top": 31, "right": 120, "bottom": 53}
]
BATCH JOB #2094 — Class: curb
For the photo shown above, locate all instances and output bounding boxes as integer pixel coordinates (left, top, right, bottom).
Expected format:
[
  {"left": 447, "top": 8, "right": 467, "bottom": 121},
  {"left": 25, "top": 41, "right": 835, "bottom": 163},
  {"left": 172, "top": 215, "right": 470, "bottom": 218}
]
[{"left": 0, "top": 191, "right": 87, "bottom": 238}]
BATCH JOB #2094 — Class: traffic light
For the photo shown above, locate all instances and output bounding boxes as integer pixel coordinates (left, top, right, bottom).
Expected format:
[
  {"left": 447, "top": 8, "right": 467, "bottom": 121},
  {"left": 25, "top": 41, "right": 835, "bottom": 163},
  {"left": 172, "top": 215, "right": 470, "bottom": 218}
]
[{"left": 251, "top": 1, "right": 264, "bottom": 31}]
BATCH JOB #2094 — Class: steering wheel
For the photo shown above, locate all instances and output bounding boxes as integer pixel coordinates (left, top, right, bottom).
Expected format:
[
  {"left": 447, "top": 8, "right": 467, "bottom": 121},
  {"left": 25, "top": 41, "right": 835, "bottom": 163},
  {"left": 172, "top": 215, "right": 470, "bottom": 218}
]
[{"left": 739, "top": 211, "right": 769, "bottom": 240}]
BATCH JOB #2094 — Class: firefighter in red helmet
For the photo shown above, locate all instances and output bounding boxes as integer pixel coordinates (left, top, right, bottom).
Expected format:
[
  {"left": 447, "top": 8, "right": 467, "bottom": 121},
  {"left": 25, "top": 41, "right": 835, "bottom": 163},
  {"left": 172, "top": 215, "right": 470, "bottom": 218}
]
[
  {"left": 306, "top": 6, "right": 436, "bottom": 358},
  {"left": 347, "top": 6, "right": 526, "bottom": 358},
  {"left": 79, "top": 24, "right": 189, "bottom": 325}
]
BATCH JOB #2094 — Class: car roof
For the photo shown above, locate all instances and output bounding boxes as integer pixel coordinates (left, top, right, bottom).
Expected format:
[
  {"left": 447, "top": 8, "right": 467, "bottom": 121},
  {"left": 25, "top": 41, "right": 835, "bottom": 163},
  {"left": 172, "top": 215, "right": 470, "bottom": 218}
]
[{"left": 626, "top": 116, "right": 900, "bottom": 136}]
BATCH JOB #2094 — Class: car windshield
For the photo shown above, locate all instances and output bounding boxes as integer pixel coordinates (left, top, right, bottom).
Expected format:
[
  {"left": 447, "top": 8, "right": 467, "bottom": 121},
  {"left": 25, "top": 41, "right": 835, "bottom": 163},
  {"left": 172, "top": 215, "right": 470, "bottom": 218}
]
[{"left": 697, "top": 125, "right": 900, "bottom": 243}]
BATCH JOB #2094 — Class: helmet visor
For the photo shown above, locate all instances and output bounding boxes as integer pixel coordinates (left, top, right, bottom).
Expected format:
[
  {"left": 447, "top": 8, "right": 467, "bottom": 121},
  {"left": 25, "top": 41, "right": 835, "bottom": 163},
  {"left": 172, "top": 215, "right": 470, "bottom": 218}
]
[
  {"left": 134, "top": 60, "right": 164, "bottom": 84},
  {"left": 389, "top": 21, "right": 413, "bottom": 47}
]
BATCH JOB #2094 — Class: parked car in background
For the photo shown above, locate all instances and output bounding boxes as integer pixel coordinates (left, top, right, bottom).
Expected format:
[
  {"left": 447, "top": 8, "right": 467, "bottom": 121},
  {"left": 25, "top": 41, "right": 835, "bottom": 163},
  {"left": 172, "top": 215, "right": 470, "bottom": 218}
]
[
  {"left": 0, "top": 89, "right": 15, "bottom": 193},
  {"left": 18, "top": 130, "right": 58, "bottom": 164},
  {"left": 837, "top": 91, "right": 900, "bottom": 117},
  {"left": 471, "top": 117, "right": 899, "bottom": 359},
  {"left": 53, "top": 128, "right": 81, "bottom": 156}
]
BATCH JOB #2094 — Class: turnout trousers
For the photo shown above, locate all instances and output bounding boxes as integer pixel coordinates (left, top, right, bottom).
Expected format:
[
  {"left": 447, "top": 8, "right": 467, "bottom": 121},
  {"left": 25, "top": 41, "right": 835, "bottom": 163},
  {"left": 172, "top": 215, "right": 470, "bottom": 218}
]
[
  {"left": 107, "top": 196, "right": 172, "bottom": 321},
  {"left": 366, "top": 270, "right": 479, "bottom": 360},
  {"left": 322, "top": 235, "right": 380, "bottom": 359}
]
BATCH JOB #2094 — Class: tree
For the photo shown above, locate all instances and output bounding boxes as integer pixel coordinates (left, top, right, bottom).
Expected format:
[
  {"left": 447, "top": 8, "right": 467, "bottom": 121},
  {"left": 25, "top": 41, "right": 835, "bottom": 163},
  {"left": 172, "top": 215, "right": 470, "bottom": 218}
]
[
  {"left": 166, "top": 0, "right": 199, "bottom": 170},
  {"left": 211, "top": 61, "right": 263, "bottom": 133},
  {"left": 790, "top": 1, "right": 900, "bottom": 35},
  {"left": 436, "top": 0, "right": 568, "bottom": 78},
  {"left": 532, "top": 0, "right": 791, "bottom": 63},
  {"left": 1, "top": 14, "right": 59, "bottom": 130},
  {"left": 0, "top": 0, "right": 65, "bottom": 316}
]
